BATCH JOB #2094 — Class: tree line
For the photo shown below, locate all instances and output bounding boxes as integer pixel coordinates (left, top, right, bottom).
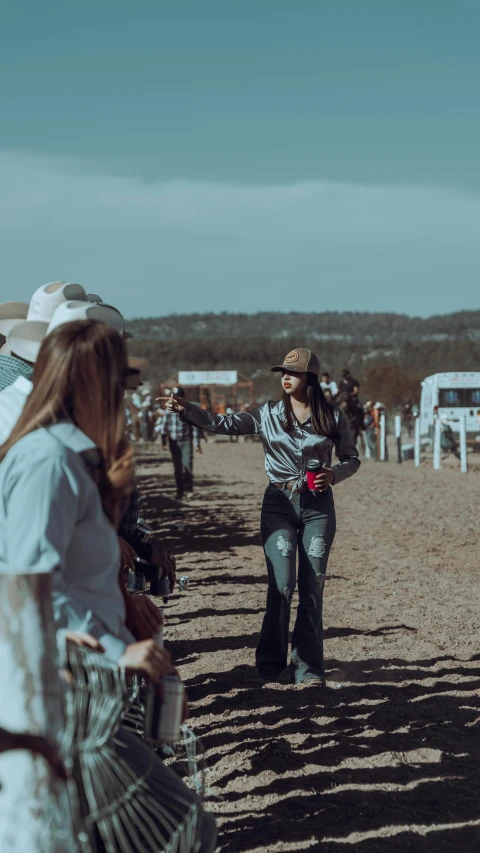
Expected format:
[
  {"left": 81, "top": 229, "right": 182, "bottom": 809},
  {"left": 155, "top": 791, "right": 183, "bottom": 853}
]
[
  {"left": 126, "top": 309, "right": 480, "bottom": 345},
  {"left": 128, "top": 333, "right": 480, "bottom": 408}
]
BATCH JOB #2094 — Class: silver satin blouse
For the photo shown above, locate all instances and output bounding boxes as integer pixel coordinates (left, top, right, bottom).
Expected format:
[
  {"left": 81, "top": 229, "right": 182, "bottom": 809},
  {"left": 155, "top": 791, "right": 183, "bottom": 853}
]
[{"left": 181, "top": 400, "right": 360, "bottom": 489}]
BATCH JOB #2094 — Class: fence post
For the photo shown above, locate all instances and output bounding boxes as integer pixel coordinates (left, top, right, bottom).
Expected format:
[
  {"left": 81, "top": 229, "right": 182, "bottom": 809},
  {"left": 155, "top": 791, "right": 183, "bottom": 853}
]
[
  {"left": 459, "top": 414, "right": 468, "bottom": 474},
  {"left": 433, "top": 418, "right": 441, "bottom": 470},
  {"left": 379, "top": 413, "right": 386, "bottom": 461},
  {"left": 0, "top": 574, "right": 77, "bottom": 853},
  {"left": 395, "top": 415, "right": 402, "bottom": 464},
  {"left": 414, "top": 418, "right": 421, "bottom": 467}
]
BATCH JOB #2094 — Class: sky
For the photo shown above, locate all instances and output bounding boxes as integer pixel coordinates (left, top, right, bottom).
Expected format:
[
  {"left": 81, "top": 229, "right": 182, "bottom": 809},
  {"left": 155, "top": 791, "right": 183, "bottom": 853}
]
[{"left": 1, "top": 0, "right": 479, "bottom": 318}]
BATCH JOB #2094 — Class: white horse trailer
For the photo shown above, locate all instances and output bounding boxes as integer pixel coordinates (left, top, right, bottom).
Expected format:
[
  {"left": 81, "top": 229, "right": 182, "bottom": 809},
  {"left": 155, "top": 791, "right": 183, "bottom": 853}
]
[{"left": 420, "top": 372, "right": 480, "bottom": 446}]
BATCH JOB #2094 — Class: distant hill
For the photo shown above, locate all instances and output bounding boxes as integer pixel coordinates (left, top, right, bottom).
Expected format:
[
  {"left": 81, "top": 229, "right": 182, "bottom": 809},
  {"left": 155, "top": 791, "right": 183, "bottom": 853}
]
[
  {"left": 126, "top": 310, "right": 480, "bottom": 344},
  {"left": 125, "top": 311, "right": 480, "bottom": 407}
]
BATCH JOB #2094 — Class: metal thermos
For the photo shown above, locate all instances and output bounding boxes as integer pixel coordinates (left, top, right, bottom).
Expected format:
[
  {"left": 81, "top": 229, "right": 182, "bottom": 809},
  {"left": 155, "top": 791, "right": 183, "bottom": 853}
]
[
  {"left": 126, "top": 567, "right": 147, "bottom": 592},
  {"left": 136, "top": 518, "right": 153, "bottom": 542},
  {"left": 143, "top": 630, "right": 184, "bottom": 744},
  {"left": 144, "top": 673, "right": 185, "bottom": 744},
  {"left": 142, "top": 570, "right": 185, "bottom": 743}
]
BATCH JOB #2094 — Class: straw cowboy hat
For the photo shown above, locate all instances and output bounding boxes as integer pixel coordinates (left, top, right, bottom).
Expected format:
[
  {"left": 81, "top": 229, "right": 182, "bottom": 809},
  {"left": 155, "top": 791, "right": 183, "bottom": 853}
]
[{"left": 7, "top": 300, "right": 126, "bottom": 364}]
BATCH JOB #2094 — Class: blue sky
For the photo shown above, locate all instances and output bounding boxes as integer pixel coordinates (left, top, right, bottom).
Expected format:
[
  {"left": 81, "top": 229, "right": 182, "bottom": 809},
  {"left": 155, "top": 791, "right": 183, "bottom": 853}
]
[{"left": 1, "top": 0, "right": 479, "bottom": 318}]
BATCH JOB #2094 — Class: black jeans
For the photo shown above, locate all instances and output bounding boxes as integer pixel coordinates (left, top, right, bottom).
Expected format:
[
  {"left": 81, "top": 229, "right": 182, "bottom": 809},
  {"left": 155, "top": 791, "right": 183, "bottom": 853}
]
[
  {"left": 256, "top": 484, "right": 336, "bottom": 682},
  {"left": 169, "top": 438, "right": 194, "bottom": 495}
]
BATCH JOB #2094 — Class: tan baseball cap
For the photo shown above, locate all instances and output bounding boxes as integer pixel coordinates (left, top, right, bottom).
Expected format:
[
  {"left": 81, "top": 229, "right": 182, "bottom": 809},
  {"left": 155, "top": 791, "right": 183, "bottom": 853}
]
[{"left": 271, "top": 348, "right": 320, "bottom": 377}]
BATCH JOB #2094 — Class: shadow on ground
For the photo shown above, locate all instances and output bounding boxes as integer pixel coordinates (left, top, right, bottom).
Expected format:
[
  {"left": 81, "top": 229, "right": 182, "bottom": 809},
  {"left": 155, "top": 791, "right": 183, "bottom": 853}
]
[
  {"left": 188, "top": 655, "right": 480, "bottom": 853},
  {"left": 140, "top": 444, "right": 480, "bottom": 853}
]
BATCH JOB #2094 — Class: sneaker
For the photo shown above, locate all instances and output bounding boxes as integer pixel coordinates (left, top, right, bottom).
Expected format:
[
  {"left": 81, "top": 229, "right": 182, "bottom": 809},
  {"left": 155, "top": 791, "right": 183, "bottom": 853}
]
[
  {"left": 295, "top": 675, "right": 326, "bottom": 687},
  {"left": 184, "top": 491, "right": 194, "bottom": 499}
]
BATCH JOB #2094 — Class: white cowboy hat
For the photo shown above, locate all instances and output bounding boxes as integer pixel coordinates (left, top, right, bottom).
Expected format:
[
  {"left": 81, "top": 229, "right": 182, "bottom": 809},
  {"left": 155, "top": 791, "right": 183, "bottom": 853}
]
[
  {"left": 0, "top": 281, "right": 89, "bottom": 339},
  {"left": 7, "top": 300, "right": 125, "bottom": 364},
  {"left": 0, "top": 301, "right": 30, "bottom": 336},
  {"left": 83, "top": 293, "right": 133, "bottom": 339}
]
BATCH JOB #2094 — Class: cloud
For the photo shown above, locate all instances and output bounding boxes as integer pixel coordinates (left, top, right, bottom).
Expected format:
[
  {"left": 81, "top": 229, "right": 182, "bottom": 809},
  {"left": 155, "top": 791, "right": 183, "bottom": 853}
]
[{"left": 0, "top": 149, "right": 479, "bottom": 316}]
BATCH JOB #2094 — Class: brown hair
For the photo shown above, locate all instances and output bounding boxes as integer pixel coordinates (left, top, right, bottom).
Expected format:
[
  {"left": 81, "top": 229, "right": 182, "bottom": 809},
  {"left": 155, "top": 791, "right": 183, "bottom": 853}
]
[
  {"left": 0, "top": 320, "right": 129, "bottom": 520},
  {"left": 282, "top": 373, "right": 337, "bottom": 438}
]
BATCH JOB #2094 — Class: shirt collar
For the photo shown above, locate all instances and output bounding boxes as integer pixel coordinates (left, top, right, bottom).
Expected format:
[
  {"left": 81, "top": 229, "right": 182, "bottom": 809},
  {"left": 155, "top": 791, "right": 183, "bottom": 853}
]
[
  {"left": 271, "top": 399, "right": 311, "bottom": 424},
  {"left": 47, "top": 421, "right": 98, "bottom": 455},
  {"left": 271, "top": 400, "right": 286, "bottom": 417},
  {"left": 11, "top": 375, "right": 33, "bottom": 394}
]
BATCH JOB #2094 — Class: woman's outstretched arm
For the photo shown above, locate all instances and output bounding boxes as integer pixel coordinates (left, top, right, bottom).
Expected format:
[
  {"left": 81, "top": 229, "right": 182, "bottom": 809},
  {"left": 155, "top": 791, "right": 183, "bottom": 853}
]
[{"left": 158, "top": 395, "right": 264, "bottom": 436}]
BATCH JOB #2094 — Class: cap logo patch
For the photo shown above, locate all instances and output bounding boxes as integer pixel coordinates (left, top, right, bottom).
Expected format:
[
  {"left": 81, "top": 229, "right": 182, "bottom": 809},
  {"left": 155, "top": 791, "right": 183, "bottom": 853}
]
[{"left": 285, "top": 350, "right": 299, "bottom": 363}]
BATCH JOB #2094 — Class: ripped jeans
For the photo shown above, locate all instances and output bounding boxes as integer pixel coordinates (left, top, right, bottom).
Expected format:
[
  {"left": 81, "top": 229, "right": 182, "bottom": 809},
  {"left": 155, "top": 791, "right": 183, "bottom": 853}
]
[{"left": 256, "top": 484, "right": 336, "bottom": 682}]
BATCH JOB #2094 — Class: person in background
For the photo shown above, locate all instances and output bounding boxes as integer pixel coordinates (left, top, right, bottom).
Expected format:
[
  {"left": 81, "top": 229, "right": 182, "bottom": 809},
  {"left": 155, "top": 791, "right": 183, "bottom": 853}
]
[
  {"left": 0, "top": 296, "right": 124, "bottom": 444},
  {"left": 363, "top": 402, "right": 378, "bottom": 459},
  {"left": 320, "top": 372, "right": 339, "bottom": 400},
  {"left": 153, "top": 405, "right": 165, "bottom": 438},
  {"left": 139, "top": 390, "right": 155, "bottom": 442},
  {"left": 226, "top": 405, "right": 239, "bottom": 442},
  {"left": 440, "top": 421, "right": 461, "bottom": 460},
  {"left": 0, "top": 282, "right": 89, "bottom": 400},
  {"left": 338, "top": 369, "right": 360, "bottom": 397},
  {"left": 161, "top": 386, "right": 203, "bottom": 500},
  {"left": 403, "top": 399, "right": 414, "bottom": 437},
  {"left": 119, "top": 364, "right": 176, "bottom": 595}
]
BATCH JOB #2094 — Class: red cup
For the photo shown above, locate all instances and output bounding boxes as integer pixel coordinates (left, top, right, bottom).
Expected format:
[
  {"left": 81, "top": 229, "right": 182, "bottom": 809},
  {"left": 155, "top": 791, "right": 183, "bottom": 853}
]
[{"left": 306, "top": 460, "right": 323, "bottom": 491}]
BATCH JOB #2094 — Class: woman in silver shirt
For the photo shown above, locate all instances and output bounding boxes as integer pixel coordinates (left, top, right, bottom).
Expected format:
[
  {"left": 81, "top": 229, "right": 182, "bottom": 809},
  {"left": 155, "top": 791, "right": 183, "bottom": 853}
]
[{"left": 161, "top": 348, "right": 360, "bottom": 686}]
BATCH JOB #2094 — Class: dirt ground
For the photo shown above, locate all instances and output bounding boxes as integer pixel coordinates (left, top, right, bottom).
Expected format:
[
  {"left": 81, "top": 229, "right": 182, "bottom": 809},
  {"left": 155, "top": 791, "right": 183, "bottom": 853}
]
[{"left": 135, "top": 436, "right": 480, "bottom": 853}]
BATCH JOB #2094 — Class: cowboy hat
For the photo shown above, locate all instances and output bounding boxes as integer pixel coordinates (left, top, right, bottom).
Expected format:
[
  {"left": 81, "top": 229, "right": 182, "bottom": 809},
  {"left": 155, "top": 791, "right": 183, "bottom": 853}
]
[
  {"left": 7, "top": 300, "right": 126, "bottom": 364},
  {"left": 0, "top": 281, "right": 89, "bottom": 334},
  {"left": 0, "top": 281, "right": 92, "bottom": 344},
  {"left": 0, "top": 301, "right": 30, "bottom": 336},
  {"left": 125, "top": 356, "right": 150, "bottom": 390},
  {"left": 84, "top": 293, "right": 133, "bottom": 339}
]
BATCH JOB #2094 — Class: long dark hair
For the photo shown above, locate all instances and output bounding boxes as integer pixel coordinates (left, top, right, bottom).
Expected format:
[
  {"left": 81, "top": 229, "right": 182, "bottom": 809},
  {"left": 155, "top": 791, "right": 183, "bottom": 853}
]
[{"left": 282, "top": 373, "right": 337, "bottom": 438}]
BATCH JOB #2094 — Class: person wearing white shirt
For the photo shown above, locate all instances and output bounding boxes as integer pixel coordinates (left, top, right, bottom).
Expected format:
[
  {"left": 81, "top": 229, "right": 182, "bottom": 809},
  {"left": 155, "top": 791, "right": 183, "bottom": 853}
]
[{"left": 320, "top": 372, "right": 339, "bottom": 399}]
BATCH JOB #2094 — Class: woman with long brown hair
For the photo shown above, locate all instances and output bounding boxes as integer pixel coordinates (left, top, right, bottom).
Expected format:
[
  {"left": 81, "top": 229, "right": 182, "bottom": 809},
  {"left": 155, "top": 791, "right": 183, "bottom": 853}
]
[
  {"left": 0, "top": 319, "right": 216, "bottom": 853},
  {"left": 160, "top": 348, "right": 360, "bottom": 686}
]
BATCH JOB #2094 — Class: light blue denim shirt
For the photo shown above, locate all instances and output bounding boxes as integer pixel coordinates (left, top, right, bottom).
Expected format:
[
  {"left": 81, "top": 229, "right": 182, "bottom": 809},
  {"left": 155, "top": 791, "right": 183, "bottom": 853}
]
[{"left": 0, "top": 422, "right": 134, "bottom": 662}]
